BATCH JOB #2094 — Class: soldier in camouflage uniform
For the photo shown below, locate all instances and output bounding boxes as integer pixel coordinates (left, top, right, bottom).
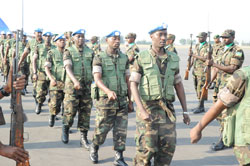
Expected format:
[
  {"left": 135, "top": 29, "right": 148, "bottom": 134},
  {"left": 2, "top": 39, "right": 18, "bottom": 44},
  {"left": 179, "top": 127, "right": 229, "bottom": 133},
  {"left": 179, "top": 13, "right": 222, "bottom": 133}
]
[
  {"left": 165, "top": 34, "right": 177, "bottom": 54},
  {"left": 90, "top": 36, "right": 101, "bottom": 56},
  {"left": 189, "top": 32, "right": 211, "bottom": 114},
  {"left": 33, "top": 32, "right": 55, "bottom": 114},
  {"left": 130, "top": 24, "right": 190, "bottom": 166},
  {"left": 45, "top": 34, "right": 66, "bottom": 127},
  {"left": 62, "top": 29, "right": 93, "bottom": 150},
  {"left": 206, "top": 29, "right": 244, "bottom": 151},
  {"left": 19, "top": 28, "right": 44, "bottom": 105},
  {"left": 89, "top": 30, "right": 132, "bottom": 165},
  {"left": 125, "top": 32, "right": 139, "bottom": 66},
  {"left": 0, "top": 31, "right": 6, "bottom": 74},
  {"left": 191, "top": 66, "right": 250, "bottom": 166}
]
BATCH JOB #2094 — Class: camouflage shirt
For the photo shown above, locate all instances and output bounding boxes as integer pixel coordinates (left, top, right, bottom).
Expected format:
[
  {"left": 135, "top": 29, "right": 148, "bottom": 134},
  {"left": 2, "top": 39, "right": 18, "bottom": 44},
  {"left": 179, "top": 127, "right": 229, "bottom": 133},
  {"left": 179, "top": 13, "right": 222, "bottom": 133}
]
[
  {"left": 212, "top": 42, "right": 223, "bottom": 63},
  {"left": 165, "top": 44, "right": 177, "bottom": 54},
  {"left": 125, "top": 43, "right": 139, "bottom": 64},
  {"left": 91, "top": 43, "right": 101, "bottom": 56}
]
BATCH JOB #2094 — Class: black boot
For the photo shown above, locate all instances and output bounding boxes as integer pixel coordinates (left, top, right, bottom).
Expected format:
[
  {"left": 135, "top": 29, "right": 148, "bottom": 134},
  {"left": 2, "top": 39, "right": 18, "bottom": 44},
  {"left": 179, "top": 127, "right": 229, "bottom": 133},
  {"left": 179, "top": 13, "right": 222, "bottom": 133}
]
[
  {"left": 208, "top": 82, "right": 216, "bottom": 90},
  {"left": 35, "top": 103, "right": 42, "bottom": 114},
  {"left": 49, "top": 115, "right": 56, "bottom": 127},
  {"left": 80, "top": 131, "right": 90, "bottom": 150},
  {"left": 211, "top": 138, "right": 228, "bottom": 151},
  {"left": 89, "top": 143, "right": 99, "bottom": 164},
  {"left": 193, "top": 100, "right": 205, "bottom": 114},
  {"left": 113, "top": 151, "right": 128, "bottom": 166},
  {"left": 61, "top": 125, "right": 69, "bottom": 144}
]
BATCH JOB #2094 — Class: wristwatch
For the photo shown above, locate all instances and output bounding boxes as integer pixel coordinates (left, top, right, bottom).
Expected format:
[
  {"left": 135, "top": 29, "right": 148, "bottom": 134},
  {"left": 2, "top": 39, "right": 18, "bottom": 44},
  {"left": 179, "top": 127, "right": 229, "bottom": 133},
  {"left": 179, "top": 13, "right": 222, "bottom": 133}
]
[{"left": 0, "top": 86, "right": 10, "bottom": 96}]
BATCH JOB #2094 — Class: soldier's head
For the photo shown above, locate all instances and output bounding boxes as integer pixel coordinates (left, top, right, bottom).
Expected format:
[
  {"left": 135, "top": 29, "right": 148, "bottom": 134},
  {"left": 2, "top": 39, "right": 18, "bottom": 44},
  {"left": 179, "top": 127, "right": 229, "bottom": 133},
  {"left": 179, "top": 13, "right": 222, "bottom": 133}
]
[
  {"left": 166, "top": 34, "right": 175, "bottom": 45},
  {"left": 6, "top": 31, "right": 12, "bottom": 39},
  {"left": 213, "top": 34, "right": 220, "bottom": 44},
  {"left": 91, "top": 36, "right": 98, "bottom": 44},
  {"left": 220, "top": 29, "right": 235, "bottom": 45},
  {"left": 125, "top": 33, "right": 136, "bottom": 44},
  {"left": 22, "top": 32, "right": 27, "bottom": 42},
  {"left": 12, "top": 31, "right": 17, "bottom": 39},
  {"left": 43, "top": 32, "right": 53, "bottom": 44},
  {"left": 34, "top": 28, "right": 43, "bottom": 41},
  {"left": 72, "top": 29, "right": 85, "bottom": 47},
  {"left": 0, "top": 31, "right": 6, "bottom": 39},
  {"left": 196, "top": 32, "right": 207, "bottom": 43},
  {"left": 149, "top": 23, "right": 168, "bottom": 49},
  {"left": 54, "top": 34, "right": 66, "bottom": 49},
  {"left": 105, "top": 30, "right": 121, "bottom": 50}
]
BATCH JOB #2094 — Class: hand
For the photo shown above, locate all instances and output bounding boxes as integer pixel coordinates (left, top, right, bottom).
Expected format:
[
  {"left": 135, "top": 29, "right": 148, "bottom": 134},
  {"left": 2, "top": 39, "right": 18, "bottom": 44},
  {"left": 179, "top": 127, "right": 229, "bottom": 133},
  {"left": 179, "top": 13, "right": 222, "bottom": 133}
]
[
  {"left": 183, "top": 114, "right": 190, "bottom": 125},
  {"left": 73, "top": 81, "right": 82, "bottom": 90},
  {"left": 139, "top": 109, "right": 152, "bottom": 121},
  {"left": 190, "top": 124, "right": 202, "bottom": 144},
  {"left": 0, "top": 144, "right": 29, "bottom": 163},
  {"left": 32, "top": 74, "right": 38, "bottom": 81},
  {"left": 50, "top": 79, "right": 57, "bottom": 87},
  {"left": 205, "top": 59, "right": 213, "bottom": 67},
  {"left": 13, "top": 75, "right": 26, "bottom": 91},
  {"left": 188, "top": 48, "right": 193, "bottom": 56},
  {"left": 128, "top": 101, "right": 134, "bottom": 113},
  {"left": 107, "top": 90, "right": 117, "bottom": 101}
]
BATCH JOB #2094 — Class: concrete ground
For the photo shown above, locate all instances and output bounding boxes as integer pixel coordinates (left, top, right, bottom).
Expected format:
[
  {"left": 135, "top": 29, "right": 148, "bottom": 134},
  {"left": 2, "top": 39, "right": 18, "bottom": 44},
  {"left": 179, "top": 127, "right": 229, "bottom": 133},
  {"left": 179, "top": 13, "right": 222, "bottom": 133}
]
[{"left": 1, "top": 46, "right": 249, "bottom": 166}]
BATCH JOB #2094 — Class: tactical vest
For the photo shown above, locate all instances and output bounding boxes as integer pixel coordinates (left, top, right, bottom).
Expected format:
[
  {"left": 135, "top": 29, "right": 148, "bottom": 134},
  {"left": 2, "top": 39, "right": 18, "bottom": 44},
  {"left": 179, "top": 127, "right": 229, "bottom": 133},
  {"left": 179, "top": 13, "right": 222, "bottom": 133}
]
[
  {"left": 138, "top": 50, "right": 179, "bottom": 102},
  {"left": 65, "top": 45, "right": 93, "bottom": 84},
  {"left": 223, "top": 66, "right": 250, "bottom": 146},
  {"left": 97, "top": 51, "right": 128, "bottom": 97},
  {"left": 37, "top": 44, "right": 55, "bottom": 72}
]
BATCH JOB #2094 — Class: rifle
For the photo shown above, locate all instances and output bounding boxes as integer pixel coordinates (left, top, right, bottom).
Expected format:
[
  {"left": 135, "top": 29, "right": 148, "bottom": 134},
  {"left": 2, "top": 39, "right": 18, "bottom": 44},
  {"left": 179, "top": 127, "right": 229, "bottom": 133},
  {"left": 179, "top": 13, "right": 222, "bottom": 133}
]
[
  {"left": 184, "top": 34, "right": 193, "bottom": 80},
  {"left": 10, "top": 30, "right": 30, "bottom": 166},
  {"left": 200, "top": 31, "right": 212, "bottom": 100}
]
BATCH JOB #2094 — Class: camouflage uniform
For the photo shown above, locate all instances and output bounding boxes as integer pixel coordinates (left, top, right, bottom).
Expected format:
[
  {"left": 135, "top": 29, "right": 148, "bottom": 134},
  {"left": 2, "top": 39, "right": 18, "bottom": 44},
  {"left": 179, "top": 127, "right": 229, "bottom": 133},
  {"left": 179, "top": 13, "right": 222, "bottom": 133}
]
[
  {"left": 130, "top": 47, "right": 181, "bottom": 166},
  {"left": 0, "top": 38, "right": 6, "bottom": 73},
  {"left": 45, "top": 48, "right": 65, "bottom": 115},
  {"left": 166, "top": 34, "right": 177, "bottom": 54},
  {"left": 2, "top": 38, "right": 15, "bottom": 78},
  {"left": 34, "top": 43, "right": 55, "bottom": 104},
  {"left": 63, "top": 44, "right": 93, "bottom": 132},
  {"left": 192, "top": 42, "right": 209, "bottom": 99},
  {"left": 126, "top": 43, "right": 139, "bottom": 64},
  {"left": 218, "top": 68, "right": 250, "bottom": 165},
  {"left": 91, "top": 50, "right": 129, "bottom": 151}
]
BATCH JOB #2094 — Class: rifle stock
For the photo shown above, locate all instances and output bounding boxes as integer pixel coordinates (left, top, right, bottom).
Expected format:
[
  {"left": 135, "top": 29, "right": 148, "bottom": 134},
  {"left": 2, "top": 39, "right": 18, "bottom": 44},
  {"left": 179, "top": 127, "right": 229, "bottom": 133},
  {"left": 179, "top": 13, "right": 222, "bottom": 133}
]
[
  {"left": 10, "top": 30, "right": 30, "bottom": 166},
  {"left": 184, "top": 34, "right": 193, "bottom": 80}
]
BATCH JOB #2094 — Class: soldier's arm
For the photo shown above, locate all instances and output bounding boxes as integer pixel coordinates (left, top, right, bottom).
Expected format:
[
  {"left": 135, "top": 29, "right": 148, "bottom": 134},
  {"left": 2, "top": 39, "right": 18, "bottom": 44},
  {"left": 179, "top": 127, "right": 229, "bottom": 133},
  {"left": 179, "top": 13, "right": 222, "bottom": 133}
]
[
  {"left": 18, "top": 43, "right": 30, "bottom": 68},
  {"left": 32, "top": 47, "right": 38, "bottom": 75},
  {"left": 44, "top": 52, "right": 56, "bottom": 83},
  {"left": 4, "top": 42, "right": 10, "bottom": 63}
]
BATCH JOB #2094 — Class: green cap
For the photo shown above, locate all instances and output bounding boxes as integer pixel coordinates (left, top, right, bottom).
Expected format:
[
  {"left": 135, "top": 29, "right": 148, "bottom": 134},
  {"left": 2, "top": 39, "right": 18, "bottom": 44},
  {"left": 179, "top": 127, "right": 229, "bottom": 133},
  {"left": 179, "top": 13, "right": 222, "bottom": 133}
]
[
  {"left": 213, "top": 34, "right": 220, "bottom": 39},
  {"left": 125, "top": 32, "right": 136, "bottom": 39},
  {"left": 221, "top": 29, "right": 235, "bottom": 38},
  {"left": 196, "top": 32, "right": 207, "bottom": 38},
  {"left": 167, "top": 34, "right": 175, "bottom": 40}
]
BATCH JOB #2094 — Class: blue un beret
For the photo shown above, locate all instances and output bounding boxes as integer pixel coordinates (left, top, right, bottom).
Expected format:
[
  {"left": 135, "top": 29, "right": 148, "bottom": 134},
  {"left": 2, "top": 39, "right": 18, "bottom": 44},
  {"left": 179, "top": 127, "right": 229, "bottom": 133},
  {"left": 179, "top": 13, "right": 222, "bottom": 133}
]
[
  {"left": 148, "top": 23, "right": 168, "bottom": 35},
  {"left": 34, "top": 28, "right": 43, "bottom": 33},
  {"left": 43, "top": 32, "right": 53, "bottom": 36},
  {"left": 106, "top": 30, "right": 121, "bottom": 38},
  {"left": 72, "top": 29, "right": 86, "bottom": 36},
  {"left": 6, "top": 31, "right": 12, "bottom": 35},
  {"left": 54, "top": 34, "right": 65, "bottom": 42}
]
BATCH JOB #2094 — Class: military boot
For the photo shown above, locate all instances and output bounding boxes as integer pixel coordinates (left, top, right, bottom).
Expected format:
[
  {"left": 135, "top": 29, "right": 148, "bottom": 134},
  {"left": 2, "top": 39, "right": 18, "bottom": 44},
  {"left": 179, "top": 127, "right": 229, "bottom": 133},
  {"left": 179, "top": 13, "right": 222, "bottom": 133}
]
[
  {"left": 193, "top": 100, "right": 205, "bottom": 114},
  {"left": 80, "top": 131, "right": 90, "bottom": 150},
  {"left": 49, "top": 115, "right": 56, "bottom": 127},
  {"left": 211, "top": 138, "right": 228, "bottom": 151},
  {"left": 61, "top": 125, "right": 69, "bottom": 144},
  {"left": 113, "top": 151, "right": 128, "bottom": 166},
  {"left": 35, "top": 103, "right": 42, "bottom": 114},
  {"left": 89, "top": 143, "right": 99, "bottom": 164}
]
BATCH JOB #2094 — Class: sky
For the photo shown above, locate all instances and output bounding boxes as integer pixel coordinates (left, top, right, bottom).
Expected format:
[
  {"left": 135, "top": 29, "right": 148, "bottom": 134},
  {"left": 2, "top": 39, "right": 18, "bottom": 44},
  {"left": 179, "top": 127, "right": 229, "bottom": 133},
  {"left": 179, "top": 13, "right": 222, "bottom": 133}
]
[{"left": 0, "top": 0, "right": 249, "bottom": 44}]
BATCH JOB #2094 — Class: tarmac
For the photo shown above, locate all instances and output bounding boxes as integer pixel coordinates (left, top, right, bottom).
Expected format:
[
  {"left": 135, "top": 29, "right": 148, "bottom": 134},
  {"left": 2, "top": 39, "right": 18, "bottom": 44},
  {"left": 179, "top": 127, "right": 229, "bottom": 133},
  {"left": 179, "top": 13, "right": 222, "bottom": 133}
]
[{"left": 1, "top": 45, "right": 249, "bottom": 166}]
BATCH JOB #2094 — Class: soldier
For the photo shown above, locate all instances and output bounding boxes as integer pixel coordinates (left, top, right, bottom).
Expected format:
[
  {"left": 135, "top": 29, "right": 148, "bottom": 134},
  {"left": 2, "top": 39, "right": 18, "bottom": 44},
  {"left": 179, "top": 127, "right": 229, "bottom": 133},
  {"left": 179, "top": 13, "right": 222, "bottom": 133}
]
[
  {"left": 165, "top": 33, "right": 177, "bottom": 54},
  {"left": 190, "top": 32, "right": 211, "bottom": 114},
  {"left": 90, "top": 36, "right": 101, "bottom": 56},
  {"left": 190, "top": 66, "right": 250, "bottom": 166},
  {"left": 89, "top": 30, "right": 132, "bottom": 165},
  {"left": 45, "top": 34, "right": 66, "bottom": 127},
  {"left": 18, "top": 28, "right": 44, "bottom": 105},
  {"left": 206, "top": 29, "right": 244, "bottom": 151},
  {"left": 0, "top": 68, "right": 28, "bottom": 163},
  {"left": 62, "top": 29, "right": 93, "bottom": 150},
  {"left": 130, "top": 24, "right": 190, "bottom": 166},
  {"left": 0, "top": 31, "right": 6, "bottom": 74},
  {"left": 33, "top": 32, "right": 55, "bottom": 114},
  {"left": 125, "top": 32, "right": 139, "bottom": 65}
]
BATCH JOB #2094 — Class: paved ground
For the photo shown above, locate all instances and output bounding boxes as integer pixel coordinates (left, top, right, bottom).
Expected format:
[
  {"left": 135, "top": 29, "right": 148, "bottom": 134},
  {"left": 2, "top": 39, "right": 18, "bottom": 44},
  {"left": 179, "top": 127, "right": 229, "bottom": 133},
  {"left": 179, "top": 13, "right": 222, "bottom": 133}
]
[{"left": 1, "top": 46, "right": 249, "bottom": 166}]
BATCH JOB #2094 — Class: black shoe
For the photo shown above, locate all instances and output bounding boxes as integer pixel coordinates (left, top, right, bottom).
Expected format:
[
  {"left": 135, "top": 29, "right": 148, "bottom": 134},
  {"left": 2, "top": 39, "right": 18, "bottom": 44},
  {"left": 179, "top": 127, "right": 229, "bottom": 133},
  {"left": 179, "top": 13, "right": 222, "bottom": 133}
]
[
  {"left": 211, "top": 139, "right": 228, "bottom": 151},
  {"left": 35, "top": 103, "right": 42, "bottom": 114},
  {"left": 208, "top": 82, "right": 216, "bottom": 90},
  {"left": 49, "top": 115, "right": 56, "bottom": 127},
  {"left": 113, "top": 151, "right": 128, "bottom": 166},
  {"left": 89, "top": 143, "right": 99, "bottom": 164},
  {"left": 193, "top": 107, "right": 205, "bottom": 114},
  {"left": 80, "top": 131, "right": 90, "bottom": 150},
  {"left": 61, "top": 125, "right": 69, "bottom": 144}
]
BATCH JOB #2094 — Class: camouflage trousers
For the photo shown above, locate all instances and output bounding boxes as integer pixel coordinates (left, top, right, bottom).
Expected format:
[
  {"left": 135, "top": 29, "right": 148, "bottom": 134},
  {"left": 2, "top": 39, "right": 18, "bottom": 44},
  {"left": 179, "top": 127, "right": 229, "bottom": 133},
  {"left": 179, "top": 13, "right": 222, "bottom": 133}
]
[
  {"left": 3, "top": 62, "right": 9, "bottom": 77},
  {"left": 134, "top": 120, "right": 176, "bottom": 166},
  {"left": 49, "top": 90, "right": 64, "bottom": 115},
  {"left": 63, "top": 91, "right": 92, "bottom": 132},
  {"left": 32, "top": 79, "right": 37, "bottom": 100},
  {"left": 234, "top": 146, "right": 250, "bottom": 166},
  {"left": 35, "top": 80, "right": 49, "bottom": 104},
  {"left": 92, "top": 106, "right": 128, "bottom": 151},
  {"left": 193, "top": 75, "right": 206, "bottom": 100}
]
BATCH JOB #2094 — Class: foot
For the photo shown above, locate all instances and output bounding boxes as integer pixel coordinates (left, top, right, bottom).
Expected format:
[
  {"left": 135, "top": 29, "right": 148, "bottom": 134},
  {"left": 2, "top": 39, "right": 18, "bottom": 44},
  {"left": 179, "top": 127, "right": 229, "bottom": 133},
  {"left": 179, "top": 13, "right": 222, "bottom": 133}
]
[
  {"left": 89, "top": 144, "right": 99, "bottom": 164},
  {"left": 211, "top": 139, "right": 228, "bottom": 151},
  {"left": 61, "top": 125, "right": 69, "bottom": 144},
  {"left": 49, "top": 115, "right": 56, "bottom": 127},
  {"left": 114, "top": 151, "right": 128, "bottom": 166},
  {"left": 35, "top": 103, "right": 42, "bottom": 114},
  {"left": 193, "top": 107, "right": 205, "bottom": 114}
]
